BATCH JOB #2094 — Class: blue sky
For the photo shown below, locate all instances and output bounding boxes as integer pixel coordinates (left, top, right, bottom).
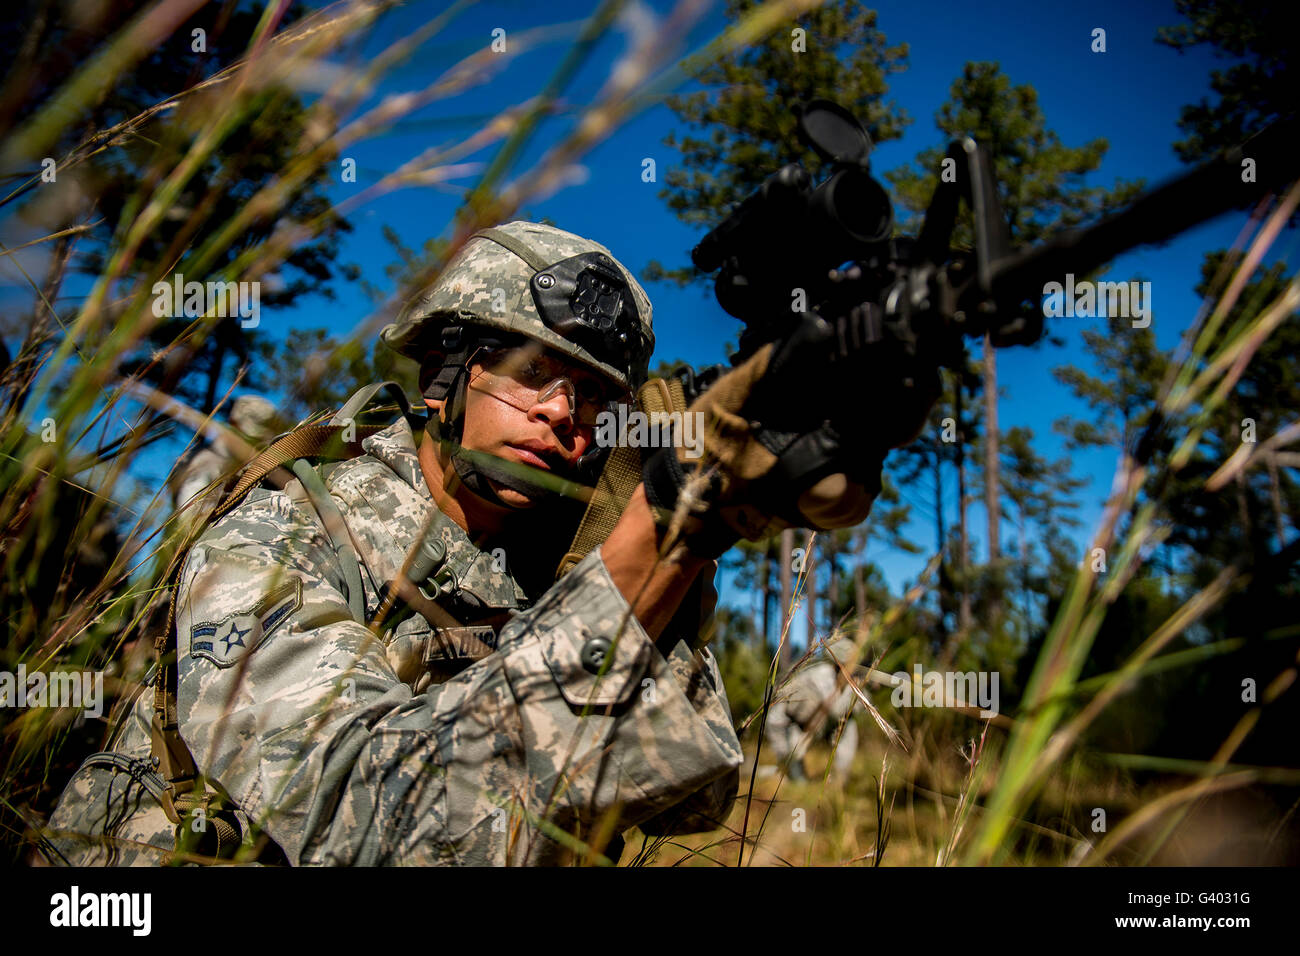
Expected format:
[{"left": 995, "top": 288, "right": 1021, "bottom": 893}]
[
  {"left": 261, "top": 0, "right": 1266, "bottom": 628},
  {"left": 3, "top": 0, "right": 1281, "bottom": 638}
]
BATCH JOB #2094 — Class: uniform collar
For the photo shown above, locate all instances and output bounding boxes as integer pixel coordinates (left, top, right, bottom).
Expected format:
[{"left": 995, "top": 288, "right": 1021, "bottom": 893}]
[
  {"left": 362, "top": 416, "right": 426, "bottom": 496},
  {"left": 361, "top": 417, "right": 527, "bottom": 610}
]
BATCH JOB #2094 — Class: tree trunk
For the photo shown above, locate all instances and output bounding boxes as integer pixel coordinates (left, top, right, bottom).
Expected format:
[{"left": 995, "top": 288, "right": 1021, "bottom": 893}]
[
  {"left": 779, "top": 527, "right": 795, "bottom": 669},
  {"left": 759, "top": 541, "right": 772, "bottom": 650},
  {"left": 854, "top": 564, "right": 868, "bottom": 642},
  {"left": 1235, "top": 472, "right": 1251, "bottom": 547},
  {"left": 932, "top": 429, "right": 948, "bottom": 649},
  {"left": 956, "top": 385, "right": 973, "bottom": 635},
  {"left": 828, "top": 540, "right": 839, "bottom": 625},
  {"left": 983, "top": 334, "right": 1001, "bottom": 625},
  {"left": 203, "top": 339, "right": 228, "bottom": 415},
  {"left": 1018, "top": 510, "right": 1030, "bottom": 642},
  {"left": 934, "top": 437, "right": 946, "bottom": 556},
  {"left": 805, "top": 529, "right": 819, "bottom": 651},
  {"left": 1267, "top": 453, "right": 1287, "bottom": 551}
]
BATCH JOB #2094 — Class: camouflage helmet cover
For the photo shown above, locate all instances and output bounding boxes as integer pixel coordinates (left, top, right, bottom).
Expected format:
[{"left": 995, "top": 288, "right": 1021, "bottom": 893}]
[
  {"left": 229, "top": 394, "right": 279, "bottom": 442},
  {"left": 381, "top": 221, "right": 655, "bottom": 389}
]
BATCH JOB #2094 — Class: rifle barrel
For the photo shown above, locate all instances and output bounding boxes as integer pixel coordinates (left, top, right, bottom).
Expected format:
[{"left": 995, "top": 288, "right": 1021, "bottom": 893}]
[{"left": 985, "top": 116, "right": 1299, "bottom": 309}]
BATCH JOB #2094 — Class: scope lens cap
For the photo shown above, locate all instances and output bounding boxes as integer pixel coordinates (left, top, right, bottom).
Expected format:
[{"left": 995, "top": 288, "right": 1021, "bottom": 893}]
[{"left": 797, "top": 99, "right": 873, "bottom": 166}]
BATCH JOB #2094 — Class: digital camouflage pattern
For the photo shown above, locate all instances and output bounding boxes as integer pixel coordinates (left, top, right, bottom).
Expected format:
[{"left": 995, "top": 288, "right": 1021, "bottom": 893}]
[
  {"left": 227, "top": 395, "right": 279, "bottom": 441},
  {"left": 381, "top": 221, "right": 655, "bottom": 389},
  {"left": 169, "top": 394, "right": 281, "bottom": 522},
  {"left": 46, "top": 417, "right": 742, "bottom": 865},
  {"left": 764, "top": 656, "right": 859, "bottom": 782}
]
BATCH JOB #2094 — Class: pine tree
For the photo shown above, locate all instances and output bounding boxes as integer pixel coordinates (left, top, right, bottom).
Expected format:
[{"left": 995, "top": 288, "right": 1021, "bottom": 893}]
[
  {"left": 1156, "top": 0, "right": 1296, "bottom": 163},
  {"left": 649, "top": 0, "right": 910, "bottom": 283},
  {"left": 0, "top": 1, "right": 352, "bottom": 420},
  {"left": 728, "top": 536, "right": 780, "bottom": 653},
  {"left": 999, "top": 425, "right": 1085, "bottom": 641},
  {"left": 1163, "top": 255, "right": 1298, "bottom": 577},
  {"left": 886, "top": 61, "right": 1144, "bottom": 631},
  {"left": 890, "top": 361, "right": 983, "bottom": 644},
  {"left": 1051, "top": 308, "right": 1168, "bottom": 453}
]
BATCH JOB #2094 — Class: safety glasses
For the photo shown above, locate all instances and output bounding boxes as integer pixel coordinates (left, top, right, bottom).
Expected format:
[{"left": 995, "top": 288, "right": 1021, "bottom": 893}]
[{"left": 464, "top": 344, "right": 628, "bottom": 429}]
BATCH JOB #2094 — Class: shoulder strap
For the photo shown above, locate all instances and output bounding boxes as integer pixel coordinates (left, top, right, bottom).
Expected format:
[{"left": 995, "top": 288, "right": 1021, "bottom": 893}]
[
  {"left": 556, "top": 376, "right": 687, "bottom": 578},
  {"left": 150, "top": 383, "right": 410, "bottom": 824},
  {"left": 331, "top": 380, "right": 411, "bottom": 425},
  {"left": 474, "top": 227, "right": 552, "bottom": 272}
]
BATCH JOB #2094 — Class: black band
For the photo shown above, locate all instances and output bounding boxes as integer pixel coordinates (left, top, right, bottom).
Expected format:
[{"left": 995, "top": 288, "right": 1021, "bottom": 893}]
[{"left": 640, "top": 444, "right": 739, "bottom": 559}]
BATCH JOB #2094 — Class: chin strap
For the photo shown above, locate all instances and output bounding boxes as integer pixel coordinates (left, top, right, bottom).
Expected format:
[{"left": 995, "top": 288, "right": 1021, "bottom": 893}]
[
  {"left": 423, "top": 328, "right": 608, "bottom": 509},
  {"left": 422, "top": 327, "right": 516, "bottom": 509},
  {"left": 425, "top": 401, "right": 582, "bottom": 510}
]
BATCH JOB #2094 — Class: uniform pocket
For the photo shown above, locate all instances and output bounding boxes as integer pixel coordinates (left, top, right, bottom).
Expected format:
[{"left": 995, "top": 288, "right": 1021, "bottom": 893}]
[{"left": 44, "top": 752, "right": 177, "bottom": 866}]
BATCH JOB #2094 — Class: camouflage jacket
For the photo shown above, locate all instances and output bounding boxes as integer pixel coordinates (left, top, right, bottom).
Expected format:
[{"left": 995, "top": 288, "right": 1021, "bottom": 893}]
[{"left": 47, "top": 417, "right": 742, "bottom": 865}]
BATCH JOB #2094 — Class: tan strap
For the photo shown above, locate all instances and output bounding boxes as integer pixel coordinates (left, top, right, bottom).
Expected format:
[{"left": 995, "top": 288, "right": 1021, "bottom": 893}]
[
  {"left": 151, "top": 414, "right": 390, "bottom": 808},
  {"left": 172, "top": 791, "right": 243, "bottom": 859},
  {"left": 556, "top": 376, "right": 687, "bottom": 578},
  {"left": 219, "top": 422, "right": 385, "bottom": 517}
]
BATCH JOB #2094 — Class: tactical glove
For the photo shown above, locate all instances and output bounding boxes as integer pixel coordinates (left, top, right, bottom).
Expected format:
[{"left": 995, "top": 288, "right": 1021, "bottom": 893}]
[{"left": 642, "top": 310, "right": 939, "bottom": 557}]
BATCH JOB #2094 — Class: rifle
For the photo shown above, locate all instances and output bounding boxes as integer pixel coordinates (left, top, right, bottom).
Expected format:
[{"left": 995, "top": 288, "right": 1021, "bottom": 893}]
[{"left": 684, "top": 100, "right": 1298, "bottom": 473}]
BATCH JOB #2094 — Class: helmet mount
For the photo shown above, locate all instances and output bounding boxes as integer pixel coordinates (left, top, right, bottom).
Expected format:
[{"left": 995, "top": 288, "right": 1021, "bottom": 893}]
[{"left": 528, "top": 251, "right": 651, "bottom": 378}]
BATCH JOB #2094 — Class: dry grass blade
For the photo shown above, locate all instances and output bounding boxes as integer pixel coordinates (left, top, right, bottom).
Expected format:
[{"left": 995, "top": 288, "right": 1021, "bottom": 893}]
[{"left": 825, "top": 646, "right": 905, "bottom": 751}]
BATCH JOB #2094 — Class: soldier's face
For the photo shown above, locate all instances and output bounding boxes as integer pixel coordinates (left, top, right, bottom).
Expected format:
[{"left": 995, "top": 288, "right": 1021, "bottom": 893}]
[{"left": 455, "top": 347, "right": 608, "bottom": 509}]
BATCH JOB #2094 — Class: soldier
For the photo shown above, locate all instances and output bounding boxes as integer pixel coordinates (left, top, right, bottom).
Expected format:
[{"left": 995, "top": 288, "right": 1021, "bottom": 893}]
[
  {"left": 764, "top": 638, "right": 861, "bottom": 783},
  {"left": 169, "top": 394, "right": 281, "bottom": 521},
  {"left": 45, "top": 220, "right": 920, "bottom": 866}
]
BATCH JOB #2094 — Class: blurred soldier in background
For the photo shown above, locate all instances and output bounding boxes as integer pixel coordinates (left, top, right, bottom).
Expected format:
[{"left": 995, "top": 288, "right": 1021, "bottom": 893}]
[
  {"left": 765, "top": 638, "right": 861, "bottom": 782},
  {"left": 168, "top": 394, "right": 280, "bottom": 520}
]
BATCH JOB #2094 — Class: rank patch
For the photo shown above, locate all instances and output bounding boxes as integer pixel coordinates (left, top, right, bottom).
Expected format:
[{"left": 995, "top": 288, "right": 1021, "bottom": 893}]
[{"left": 190, "top": 579, "right": 302, "bottom": 667}]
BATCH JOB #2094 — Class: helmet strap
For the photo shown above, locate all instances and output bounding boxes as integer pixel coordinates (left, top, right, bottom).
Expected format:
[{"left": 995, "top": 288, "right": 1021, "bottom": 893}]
[{"left": 424, "top": 362, "right": 560, "bottom": 510}]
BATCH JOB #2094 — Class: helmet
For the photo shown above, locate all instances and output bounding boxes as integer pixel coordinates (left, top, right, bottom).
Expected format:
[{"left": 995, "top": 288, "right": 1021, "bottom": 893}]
[
  {"left": 824, "top": 636, "right": 862, "bottom": 667},
  {"left": 382, "top": 221, "right": 654, "bottom": 509},
  {"left": 229, "top": 395, "right": 278, "bottom": 443},
  {"left": 381, "top": 220, "right": 654, "bottom": 391}
]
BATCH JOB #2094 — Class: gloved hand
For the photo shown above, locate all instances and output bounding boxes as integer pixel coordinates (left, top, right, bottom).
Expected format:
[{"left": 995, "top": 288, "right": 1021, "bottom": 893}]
[{"left": 642, "top": 310, "right": 940, "bottom": 556}]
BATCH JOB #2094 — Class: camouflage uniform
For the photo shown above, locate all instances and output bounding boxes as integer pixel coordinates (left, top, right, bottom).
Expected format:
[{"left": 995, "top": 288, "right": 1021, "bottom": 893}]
[
  {"left": 764, "top": 642, "right": 859, "bottom": 782},
  {"left": 48, "top": 415, "right": 742, "bottom": 865},
  {"left": 49, "top": 218, "right": 743, "bottom": 864}
]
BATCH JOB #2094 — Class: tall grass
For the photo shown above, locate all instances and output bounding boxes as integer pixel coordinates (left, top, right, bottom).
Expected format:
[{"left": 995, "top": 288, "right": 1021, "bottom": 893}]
[
  {"left": 1, "top": 0, "right": 1294, "bottom": 867},
  {"left": 0, "top": 0, "right": 824, "bottom": 864},
  {"left": 631, "top": 189, "right": 1299, "bottom": 867}
]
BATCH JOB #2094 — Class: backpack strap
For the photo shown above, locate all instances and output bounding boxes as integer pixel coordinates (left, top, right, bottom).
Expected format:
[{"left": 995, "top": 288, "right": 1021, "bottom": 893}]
[
  {"left": 291, "top": 458, "right": 366, "bottom": 622},
  {"left": 556, "top": 376, "right": 687, "bottom": 578},
  {"left": 150, "top": 383, "right": 409, "bottom": 828},
  {"left": 216, "top": 380, "right": 410, "bottom": 513},
  {"left": 331, "top": 380, "right": 411, "bottom": 424}
]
